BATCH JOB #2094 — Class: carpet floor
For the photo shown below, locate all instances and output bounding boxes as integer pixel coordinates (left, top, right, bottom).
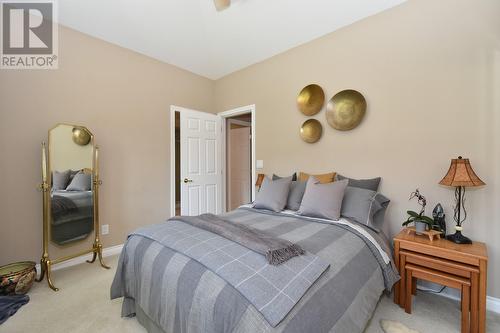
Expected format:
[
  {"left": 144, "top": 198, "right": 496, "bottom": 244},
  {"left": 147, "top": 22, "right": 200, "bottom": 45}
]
[{"left": 1, "top": 255, "right": 499, "bottom": 333}]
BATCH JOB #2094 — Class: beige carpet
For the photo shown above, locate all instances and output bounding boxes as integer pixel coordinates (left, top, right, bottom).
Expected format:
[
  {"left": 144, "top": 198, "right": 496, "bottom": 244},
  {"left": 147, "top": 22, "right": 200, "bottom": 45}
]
[{"left": 1, "top": 255, "right": 499, "bottom": 333}]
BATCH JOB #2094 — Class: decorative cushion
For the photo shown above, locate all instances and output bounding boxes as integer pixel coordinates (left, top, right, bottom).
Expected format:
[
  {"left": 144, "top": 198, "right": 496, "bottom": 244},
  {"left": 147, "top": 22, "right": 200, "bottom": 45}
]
[
  {"left": 298, "top": 172, "right": 336, "bottom": 184},
  {"left": 68, "top": 169, "right": 80, "bottom": 182},
  {"left": 336, "top": 174, "right": 381, "bottom": 192},
  {"left": 253, "top": 176, "right": 292, "bottom": 212},
  {"left": 298, "top": 177, "right": 348, "bottom": 220},
  {"left": 272, "top": 173, "right": 297, "bottom": 182},
  {"left": 285, "top": 181, "right": 307, "bottom": 211},
  {"left": 272, "top": 174, "right": 305, "bottom": 210},
  {"left": 66, "top": 171, "right": 92, "bottom": 191},
  {"left": 341, "top": 186, "right": 390, "bottom": 232},
  {"left": 52, "top": 170, "right": 70, "bottom": 190}
]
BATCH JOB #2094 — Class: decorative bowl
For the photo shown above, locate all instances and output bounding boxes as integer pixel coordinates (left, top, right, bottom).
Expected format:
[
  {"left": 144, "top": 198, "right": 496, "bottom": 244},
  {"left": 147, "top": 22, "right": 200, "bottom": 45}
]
[{"left": 0, "top": 261, "right": 37, "bottom": 295}]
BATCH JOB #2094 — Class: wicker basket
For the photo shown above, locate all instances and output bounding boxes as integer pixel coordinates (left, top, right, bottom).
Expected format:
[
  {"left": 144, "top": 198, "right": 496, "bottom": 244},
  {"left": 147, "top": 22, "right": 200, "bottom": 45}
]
[{"left": 0, "top": 261, "right": 37, "bottom": 295}]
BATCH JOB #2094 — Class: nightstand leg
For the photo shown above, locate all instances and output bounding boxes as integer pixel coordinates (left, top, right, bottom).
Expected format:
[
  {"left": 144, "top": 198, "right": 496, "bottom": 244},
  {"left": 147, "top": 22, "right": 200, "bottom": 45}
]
[
  {"left": 471, "top": 272, "right": 478, "bottom": 333},
  {"left": 394, "top": 241, "right": 400, "bottom": 305},
  {"left": 405, "top": 268, "right": 412, "bottom": 314},
  {"left": 412, "top": 277, "right": 417, "bottom": 295},
  {"left": 462, "top": 284, "right": 470, "bottom": 333},
  {"left": 399, "top": 253, "right": 407, "bottom": 308},
  {"left": 478, "top": 260, "right": 487, "bottom": 333}
]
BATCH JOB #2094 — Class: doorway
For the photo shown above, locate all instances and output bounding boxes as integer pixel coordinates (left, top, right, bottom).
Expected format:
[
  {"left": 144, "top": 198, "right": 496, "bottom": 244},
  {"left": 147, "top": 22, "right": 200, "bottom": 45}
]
[
  {"left": 226, "top": 115, "right": 252, "bottom": 211},
  {"left": 219, "top": 105, "right": 256, "bottom": 212}
]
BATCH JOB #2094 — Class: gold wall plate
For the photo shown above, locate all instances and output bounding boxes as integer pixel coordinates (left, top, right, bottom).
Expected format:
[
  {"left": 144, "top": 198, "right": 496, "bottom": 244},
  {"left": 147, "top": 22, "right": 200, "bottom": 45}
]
[
  {"left": 326, "top": 89, "right": 367, "bottom": 131},
  {"left": 300, "top": 119, "right": 322, "bottom": 143},
  {"left": 297, "top": 84, "right": 325, "bottom": 116},
  {"left": 72, "top": 127, "right": 92, "bottom": 146}
]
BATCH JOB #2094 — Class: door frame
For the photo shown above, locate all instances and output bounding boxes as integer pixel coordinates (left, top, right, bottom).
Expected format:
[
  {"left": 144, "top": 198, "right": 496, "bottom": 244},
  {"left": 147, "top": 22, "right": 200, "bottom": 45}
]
[{"left": 218, "top": 104, "right": 256, "bottom": 213}]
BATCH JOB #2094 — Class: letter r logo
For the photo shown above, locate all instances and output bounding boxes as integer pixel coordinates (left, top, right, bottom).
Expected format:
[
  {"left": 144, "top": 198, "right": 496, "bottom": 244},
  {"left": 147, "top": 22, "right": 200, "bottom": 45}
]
[{"left": 2, "top": 2, "right": 53, "bottom": 54}]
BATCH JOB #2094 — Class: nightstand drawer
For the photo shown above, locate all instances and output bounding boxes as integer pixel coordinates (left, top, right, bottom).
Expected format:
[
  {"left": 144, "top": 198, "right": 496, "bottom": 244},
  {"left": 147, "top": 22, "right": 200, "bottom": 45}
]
[{"left": 400, "top": 250, "right": 479, "bottom": 278}]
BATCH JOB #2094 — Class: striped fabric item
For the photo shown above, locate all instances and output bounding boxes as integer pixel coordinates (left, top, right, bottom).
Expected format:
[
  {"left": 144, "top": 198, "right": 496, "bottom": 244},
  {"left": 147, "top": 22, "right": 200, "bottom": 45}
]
[{"left": 111, "top": 208, "right": 399, "bottom": 333}]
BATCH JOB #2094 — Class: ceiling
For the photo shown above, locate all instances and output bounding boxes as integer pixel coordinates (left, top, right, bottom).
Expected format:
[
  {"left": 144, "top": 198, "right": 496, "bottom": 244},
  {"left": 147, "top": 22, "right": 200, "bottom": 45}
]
[{"left": 57, "top": 0, "right": 406, "bottom": 79}]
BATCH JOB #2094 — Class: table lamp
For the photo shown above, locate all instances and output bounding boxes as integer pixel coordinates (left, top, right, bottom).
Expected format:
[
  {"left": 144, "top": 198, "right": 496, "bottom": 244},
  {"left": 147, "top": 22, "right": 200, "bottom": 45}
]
[{"left": 439, "top": 156, "right": 485, "bottom": 244}]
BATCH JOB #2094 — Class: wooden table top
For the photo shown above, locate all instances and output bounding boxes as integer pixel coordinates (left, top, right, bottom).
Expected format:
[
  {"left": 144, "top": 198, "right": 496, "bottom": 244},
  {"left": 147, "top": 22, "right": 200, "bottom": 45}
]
[{"left": 395, "top": 229, "right": 488, "bottom": 261}]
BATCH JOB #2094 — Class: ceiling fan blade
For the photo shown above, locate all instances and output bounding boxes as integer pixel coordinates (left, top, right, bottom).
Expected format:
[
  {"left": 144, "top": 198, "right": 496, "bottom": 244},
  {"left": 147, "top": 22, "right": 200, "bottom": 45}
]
[{"left": 214, "top": 0, "right": 230, "bottom": 11}]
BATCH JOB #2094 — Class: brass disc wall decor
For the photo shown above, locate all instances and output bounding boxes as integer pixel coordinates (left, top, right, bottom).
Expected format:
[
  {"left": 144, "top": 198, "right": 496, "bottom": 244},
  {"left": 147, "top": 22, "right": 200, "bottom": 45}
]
[
  {"left": 72, "top": 127, "right": 92, "bottom": 146},
  {"left": 297, "top": 84, "right": 325, "bottom": 116},
  {"left": 300, "top": 119, "right": 322, "bottom": 143},
  {"left": 326, "top": 89, "right": 367, "bottom": 131}
]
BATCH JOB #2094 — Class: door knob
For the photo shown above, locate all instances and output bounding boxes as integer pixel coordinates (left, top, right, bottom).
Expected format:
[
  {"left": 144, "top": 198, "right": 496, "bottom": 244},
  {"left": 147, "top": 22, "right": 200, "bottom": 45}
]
[{"left": 183, "top": 178, "right": 193, "bottom": 183}]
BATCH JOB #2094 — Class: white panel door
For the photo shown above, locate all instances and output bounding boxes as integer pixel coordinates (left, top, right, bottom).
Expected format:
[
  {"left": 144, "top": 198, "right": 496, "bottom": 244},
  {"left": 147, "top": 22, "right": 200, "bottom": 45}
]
[{"left": 180, "top": 109, "right": 221, "bottom": 216}]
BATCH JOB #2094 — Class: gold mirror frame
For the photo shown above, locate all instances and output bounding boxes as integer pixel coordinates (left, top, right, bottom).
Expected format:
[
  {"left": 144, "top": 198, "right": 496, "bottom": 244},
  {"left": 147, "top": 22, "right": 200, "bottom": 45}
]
[
  {"left": 37, "top": 124, "right": 109, "bottom": 291},
  {"left": 326, "top": 89, "right": 367, "bottom": 131},
  {"left": 297, "top": 84, "right": 325, "bottom": 116},
  {"left": 300, "top": 119, "right": 322, "bottom": 143}
]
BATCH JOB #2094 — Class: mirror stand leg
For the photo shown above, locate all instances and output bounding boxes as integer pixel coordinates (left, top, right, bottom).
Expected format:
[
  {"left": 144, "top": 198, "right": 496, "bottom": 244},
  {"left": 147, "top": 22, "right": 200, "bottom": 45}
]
[
  {"left": 87, "top": 242, "right": 110, "bottom": 269},
  {"left": 86, "top": 250, "right": 97, "bottom": 264},
  {"left": 35, "top": 257, "right": 46, "bottom": 282},
  {"left": 97, "top": 243, "right": 110, "bottom": 269},
  {"left": 45, "top": 260, "right": 59, "bottom": 291}
]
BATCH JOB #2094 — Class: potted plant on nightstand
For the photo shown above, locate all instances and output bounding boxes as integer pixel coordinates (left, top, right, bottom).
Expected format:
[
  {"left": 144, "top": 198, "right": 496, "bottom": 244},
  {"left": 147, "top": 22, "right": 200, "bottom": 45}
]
[{"left": 402, "top": 189, "right": 441, "bottom": 236}]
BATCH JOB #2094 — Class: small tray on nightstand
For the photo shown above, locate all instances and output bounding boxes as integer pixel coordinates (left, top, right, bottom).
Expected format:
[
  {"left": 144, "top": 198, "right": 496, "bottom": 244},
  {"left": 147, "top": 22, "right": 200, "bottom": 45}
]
[{"left": 404, "top": 226, "right": 442, "bottom": 241}]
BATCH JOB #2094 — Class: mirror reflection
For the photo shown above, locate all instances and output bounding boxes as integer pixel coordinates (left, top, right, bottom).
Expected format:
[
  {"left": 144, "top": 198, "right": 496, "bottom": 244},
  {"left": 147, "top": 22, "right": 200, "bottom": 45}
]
[{"left": 49, "top": 124, "right": 94, "bottom": 246}]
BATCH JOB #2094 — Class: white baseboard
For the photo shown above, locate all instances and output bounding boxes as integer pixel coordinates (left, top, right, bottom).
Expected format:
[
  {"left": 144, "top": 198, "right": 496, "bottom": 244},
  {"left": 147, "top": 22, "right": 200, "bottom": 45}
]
[
  {"left": 418, "top": 283, "right": 500, "bottom": 314},
  {"left": 35, "top": 244, "right": 123, "bottom": 274}
]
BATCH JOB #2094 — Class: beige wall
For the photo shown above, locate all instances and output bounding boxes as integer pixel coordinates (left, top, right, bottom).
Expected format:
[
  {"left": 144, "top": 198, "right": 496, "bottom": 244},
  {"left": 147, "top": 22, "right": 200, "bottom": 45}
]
[
  {"left": 215, "top": 0, "right": 500, "bottom": 297},
  {"left": 0, "top": 25, "right": 214, "bottom": 263}
]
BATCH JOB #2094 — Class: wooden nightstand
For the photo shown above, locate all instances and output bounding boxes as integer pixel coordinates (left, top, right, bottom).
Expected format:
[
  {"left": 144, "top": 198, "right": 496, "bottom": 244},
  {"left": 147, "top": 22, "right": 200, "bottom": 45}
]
[{"left": 393, "top": 230, "right": 488, "bottom": 333}]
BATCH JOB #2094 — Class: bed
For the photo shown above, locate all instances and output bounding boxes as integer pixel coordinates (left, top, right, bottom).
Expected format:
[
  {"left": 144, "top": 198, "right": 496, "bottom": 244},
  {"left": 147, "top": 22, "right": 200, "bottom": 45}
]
[
  {"left": 51, "top": 190, "right": 94, "bottom": 244},
  {"left": 111, "top": 206, "right": 399, "bottom": 333}
]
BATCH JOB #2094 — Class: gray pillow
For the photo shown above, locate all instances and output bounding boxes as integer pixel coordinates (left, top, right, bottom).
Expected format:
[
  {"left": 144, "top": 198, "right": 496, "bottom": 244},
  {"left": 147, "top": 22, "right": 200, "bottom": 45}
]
[
  {"left": 298, "top": 178, "right": 348, "bottom": 220},
  {"left": 69, "top": 169, "right": 80, "bottom": 182},
  {"left": 52, "top": 170, "right": 70, "bottom": 190},
  {"left": 340, "top": 186, "right": 390, "bottom": 232},
  {"left": 272, "top": 173, "right": 297, "bottom": 182},
  {"left": 66, "top": 172, "right": 92, "bottom": 191},
  {"left": 272, "top": 174, "right": 306, "bottom": 210},
  {"left": 285, "top": 181, "right": 307, "bottom": 211},
  {"left": 336, "top": 174, "right": 381, "bottom": 192},
  {"left": 253, "top": 176, "right": 292, "bottom": 212}
]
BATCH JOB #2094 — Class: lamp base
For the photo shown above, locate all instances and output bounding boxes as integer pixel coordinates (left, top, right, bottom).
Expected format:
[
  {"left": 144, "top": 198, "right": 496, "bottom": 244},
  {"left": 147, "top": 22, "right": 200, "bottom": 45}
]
[{"left": 446, "top": 230, "right": 472, "bottom": 244}]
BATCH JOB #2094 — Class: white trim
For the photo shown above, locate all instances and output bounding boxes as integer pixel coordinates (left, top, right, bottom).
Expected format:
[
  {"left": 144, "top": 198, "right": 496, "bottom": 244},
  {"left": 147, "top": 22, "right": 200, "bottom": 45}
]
[
  {"left": 35, "top": 244, "right": 123, "bottom": 275},
  {"left": 417, "top": 283, "right": 500, "bottom": 314},
  {"left": 218, "top": 105, "right": 256, "bottom": 213},
  {"left": 169, "top": 105, "right": 176, "bottom": 218}
]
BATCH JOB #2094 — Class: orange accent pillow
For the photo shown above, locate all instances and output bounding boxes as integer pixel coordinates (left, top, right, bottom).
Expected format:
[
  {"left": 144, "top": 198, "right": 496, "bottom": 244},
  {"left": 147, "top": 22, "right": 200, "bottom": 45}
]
[{"left": 298, "top": 172, "right": 336, "bottom": 184}]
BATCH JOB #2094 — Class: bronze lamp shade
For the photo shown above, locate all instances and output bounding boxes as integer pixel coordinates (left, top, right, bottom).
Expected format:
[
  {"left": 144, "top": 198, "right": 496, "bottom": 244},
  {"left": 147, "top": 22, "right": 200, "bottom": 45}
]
[
  {"left": 439, "top": 156, "right": 485, "bottom": 244},
  {"left": 439, "top": 157, "right": 485, "bottom": 187}
]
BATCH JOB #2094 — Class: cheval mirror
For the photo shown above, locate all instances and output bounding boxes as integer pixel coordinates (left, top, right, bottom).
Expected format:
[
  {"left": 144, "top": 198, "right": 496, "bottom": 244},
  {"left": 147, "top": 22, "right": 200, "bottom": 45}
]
[{"left": 37, "top": 123, "right": 109, "bottom": 291}]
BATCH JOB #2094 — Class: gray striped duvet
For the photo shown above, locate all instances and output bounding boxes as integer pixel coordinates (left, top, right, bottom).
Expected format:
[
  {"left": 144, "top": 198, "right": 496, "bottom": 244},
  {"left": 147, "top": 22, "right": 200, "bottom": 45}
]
[{"left": 111, "top": 207, "right": 399, "bottom": 333}]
